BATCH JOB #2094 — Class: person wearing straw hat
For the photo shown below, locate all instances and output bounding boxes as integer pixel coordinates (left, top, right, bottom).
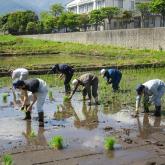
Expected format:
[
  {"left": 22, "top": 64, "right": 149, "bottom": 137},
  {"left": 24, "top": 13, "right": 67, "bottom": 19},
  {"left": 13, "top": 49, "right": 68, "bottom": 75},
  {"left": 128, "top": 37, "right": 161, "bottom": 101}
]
[
  {"left": 69, "top": 73, "right": 99, "bottom": 106},
  {"left": 135, "top": 79, "right": 165, "bottom": 117},
  {"left": 100, "top": 68, "right": 122, "bottom": 92}
]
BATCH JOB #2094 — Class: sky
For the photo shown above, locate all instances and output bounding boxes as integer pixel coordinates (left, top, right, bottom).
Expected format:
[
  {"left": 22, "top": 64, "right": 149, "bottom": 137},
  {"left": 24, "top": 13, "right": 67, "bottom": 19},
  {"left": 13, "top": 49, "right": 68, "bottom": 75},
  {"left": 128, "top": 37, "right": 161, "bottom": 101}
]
[{"left": 0, "top": 0, "right": 69, "bottom": 15}]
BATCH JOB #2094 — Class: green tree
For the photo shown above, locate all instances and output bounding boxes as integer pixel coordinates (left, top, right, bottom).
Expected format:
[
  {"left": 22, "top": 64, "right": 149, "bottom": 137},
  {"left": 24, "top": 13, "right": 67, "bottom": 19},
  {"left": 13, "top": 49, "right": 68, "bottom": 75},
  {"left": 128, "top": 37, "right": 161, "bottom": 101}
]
[
  {"left": 136, "top": 2, "right": 151, "bottom": 28},
  {"left": 57, "top": 12, "right": 67, "bottom": 31},
  {"left": 50, "top": 3, "right": 64, "bottom": 17},
  {"left": 40, "top": 11, "right": 56, "bottom": 33},
  {"left": 89, "top": 9, "right": 104, "bottom": 31},
  {"left": 78, "top": 14, "right": 89, "bottom": 31},
  {"left": 7, "top": 10, "right": 38, "bottom": 34},
  {"left": 65, "top": 12, "right": 79, "bottom": 32},
  {"left": 150, "top": 0, "right": 165, "bottom": 26},
  {"left": 26, "top": 22, "right": 38, "bottom": 34},
  {"left": 122, "top": 10, "right": 133, "bottom": 28},
  {"left": 101, "top": 7, "right": 120, "bottom": 29}
]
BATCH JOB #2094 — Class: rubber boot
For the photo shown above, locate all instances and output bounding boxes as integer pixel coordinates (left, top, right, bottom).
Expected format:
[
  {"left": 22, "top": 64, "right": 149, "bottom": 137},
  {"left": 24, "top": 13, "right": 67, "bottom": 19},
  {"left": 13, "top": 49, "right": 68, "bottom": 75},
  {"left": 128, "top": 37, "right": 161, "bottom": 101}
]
[
  {"left": 94, "top": 97, "right": 100, "bottom": 105},
  {"left": 23, "top": 111, "right": 31, "bottom": 120},
  {"left": 38, "top": 112, "right": 44, "bottom": 127},
  {"left": 154, "top": 106, "right": 161, "bottom": 117}
]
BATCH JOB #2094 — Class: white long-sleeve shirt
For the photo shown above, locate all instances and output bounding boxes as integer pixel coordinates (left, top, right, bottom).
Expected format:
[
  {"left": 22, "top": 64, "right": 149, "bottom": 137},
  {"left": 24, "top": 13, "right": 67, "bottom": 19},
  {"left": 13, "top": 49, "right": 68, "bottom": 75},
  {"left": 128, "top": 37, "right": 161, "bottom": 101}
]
[
  {"left": 12, "top": 68, "right": 29, "bottom": 80},
  {"left": 136, "top": 79, "right": 165, "bottom": 108}
]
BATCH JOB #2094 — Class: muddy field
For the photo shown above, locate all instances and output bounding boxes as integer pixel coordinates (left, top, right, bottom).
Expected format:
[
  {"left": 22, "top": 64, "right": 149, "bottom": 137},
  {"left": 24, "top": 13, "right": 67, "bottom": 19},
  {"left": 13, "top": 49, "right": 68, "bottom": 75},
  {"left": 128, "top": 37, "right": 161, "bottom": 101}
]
[{"left": 0, "top": 85, "right": 165, "bottom": 165}]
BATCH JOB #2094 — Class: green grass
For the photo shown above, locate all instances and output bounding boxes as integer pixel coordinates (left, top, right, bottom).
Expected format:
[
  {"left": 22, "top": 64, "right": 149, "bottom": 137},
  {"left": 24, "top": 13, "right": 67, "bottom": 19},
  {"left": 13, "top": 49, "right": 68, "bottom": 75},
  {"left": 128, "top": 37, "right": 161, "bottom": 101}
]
[
  {"left": 49, "top": 136, "right": 63, "bottom": 149},
  {"left": 1, "top": 154, "right": 13, "bottom": 165},
  {"left": 1, "top": 35, "right": 165, "bottom": 71},
  {"left": 104, "top": 137, "right": 116, "bottom": 150}
]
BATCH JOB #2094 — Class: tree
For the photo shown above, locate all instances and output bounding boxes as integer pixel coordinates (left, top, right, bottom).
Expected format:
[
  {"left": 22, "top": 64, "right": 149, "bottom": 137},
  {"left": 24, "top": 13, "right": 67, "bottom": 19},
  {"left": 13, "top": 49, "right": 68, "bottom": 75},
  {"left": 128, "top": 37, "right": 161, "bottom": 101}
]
[
  {"left": 122, "top": 10, "right": 133, "bottom": 28},
  {"left": 50, "top": 3, "right": 64, "bottom": 17},
  {"left": 26, "top": 22, "right": 38, "bottom": 34},
  {"left": 150, "top": 0, "right": 165, "bottom": 26},
  {"left": 40, "top": 11, "right": 56, "bottom": 33},
  {"left": 136, "top": 2, "right": 151, "bottom": 28},
  {"left": 65, "top": 12, "right": 79, "bottom": 32},
  {"left": 101, "top": 7, "right": 120, "bottom": 29},
  {"left": 89, "top": 9, "right": 104, "bottom": 31},
  {"left": 78, "top": 14, "right": 89, "bottom": 31},
  {"left": 7, "top": 10, "right": 38, "bottom": 34}
]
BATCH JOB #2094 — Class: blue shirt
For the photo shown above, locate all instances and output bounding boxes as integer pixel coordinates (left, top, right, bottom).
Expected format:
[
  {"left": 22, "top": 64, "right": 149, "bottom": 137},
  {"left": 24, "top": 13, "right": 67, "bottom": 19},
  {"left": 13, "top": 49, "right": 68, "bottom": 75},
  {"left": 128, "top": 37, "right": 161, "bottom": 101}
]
[{"left": 104, "top": 69, "right": 122, "bottom": 83}]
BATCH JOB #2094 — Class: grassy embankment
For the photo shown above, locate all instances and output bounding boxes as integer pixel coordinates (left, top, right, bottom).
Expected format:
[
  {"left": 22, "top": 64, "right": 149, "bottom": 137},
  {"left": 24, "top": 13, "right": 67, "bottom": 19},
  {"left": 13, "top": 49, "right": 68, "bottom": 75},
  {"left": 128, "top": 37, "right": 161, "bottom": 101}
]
[{"left": 1, "top": 35, "right": 165, "bottom": 70}]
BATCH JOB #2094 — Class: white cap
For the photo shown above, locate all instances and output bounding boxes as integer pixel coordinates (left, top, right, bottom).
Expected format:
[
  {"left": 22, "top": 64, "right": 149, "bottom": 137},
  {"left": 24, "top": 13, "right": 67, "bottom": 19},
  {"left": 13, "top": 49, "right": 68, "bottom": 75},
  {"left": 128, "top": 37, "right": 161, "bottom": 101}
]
[
  {"left": 72, "top": 79, "right": 78, "bottom": 86},
  {"left": 100, "top": 69, "right": 106, "bottom": 75}
]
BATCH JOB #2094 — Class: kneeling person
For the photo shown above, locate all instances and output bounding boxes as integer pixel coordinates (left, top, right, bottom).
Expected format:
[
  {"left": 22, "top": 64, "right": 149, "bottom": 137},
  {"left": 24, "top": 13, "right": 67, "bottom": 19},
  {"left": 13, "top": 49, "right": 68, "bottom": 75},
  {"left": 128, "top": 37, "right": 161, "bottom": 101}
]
[
  {"left": 13, "top": 78, "right": 48, "bottom": 127},
  {"left": 69, "top": 73, "right": 99, "bottom": 105}
]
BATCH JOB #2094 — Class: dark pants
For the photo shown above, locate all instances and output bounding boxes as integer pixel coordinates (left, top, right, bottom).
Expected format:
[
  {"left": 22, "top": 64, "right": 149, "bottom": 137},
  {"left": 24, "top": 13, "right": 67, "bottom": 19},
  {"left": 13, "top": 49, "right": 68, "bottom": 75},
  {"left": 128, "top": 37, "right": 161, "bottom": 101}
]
[
  {"left": 64, "top": 73, "right": 73, "bottom": 93},
  {"left": 82, "top": 77, "right": 98, "bottom": 98},
  {"left": 112, "top": 74, "right": 122, "bottom": 91}
]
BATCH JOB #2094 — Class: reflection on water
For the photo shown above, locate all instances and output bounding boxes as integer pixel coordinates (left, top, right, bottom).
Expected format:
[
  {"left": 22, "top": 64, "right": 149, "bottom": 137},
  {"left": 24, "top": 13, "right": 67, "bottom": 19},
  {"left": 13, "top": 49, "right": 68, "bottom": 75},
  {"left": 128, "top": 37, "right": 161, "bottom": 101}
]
[
  {"left": 23, "top": 121, "right": 47, "bottom": 146},
  {"left": 137, "top": 114, "right": 162, "bottom": 139},
  {"left": 0, "top": 87, "right": 165, "bottom": 156}
]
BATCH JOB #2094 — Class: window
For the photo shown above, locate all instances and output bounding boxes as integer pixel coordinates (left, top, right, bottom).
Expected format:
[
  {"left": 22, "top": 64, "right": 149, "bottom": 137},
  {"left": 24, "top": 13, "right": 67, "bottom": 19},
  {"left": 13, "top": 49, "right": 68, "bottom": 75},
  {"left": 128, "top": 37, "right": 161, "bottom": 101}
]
[
  {"left": 118, "top": 0, "right": 123, "bottom": 8},
  {"left": 131, "top": 1, "right": 134, "bottom": 10}
]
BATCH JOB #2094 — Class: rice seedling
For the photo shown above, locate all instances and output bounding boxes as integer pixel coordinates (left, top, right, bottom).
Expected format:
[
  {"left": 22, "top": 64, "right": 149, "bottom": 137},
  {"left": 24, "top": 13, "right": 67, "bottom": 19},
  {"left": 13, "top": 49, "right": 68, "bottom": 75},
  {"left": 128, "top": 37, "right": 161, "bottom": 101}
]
[
  {"left": 104, "top": 137, "right": 116, "bottom": 150},
  {"left": 48, "top": 90, "right": 54, "bottom": 101},
  {"left": 63, "top": 95, "right": 70, "bottom": 102},
  {"left": 2, "top": 93, "right": 8, "bottom": 103},
  {"left": 49, "top": 136, "right": 63, "bottom": 149},
  {"left": 2, "top": 154, "right": 13, "bottom": 165},
  {"left": 28, "top": 130, "right": 36, "bottom": 138}
]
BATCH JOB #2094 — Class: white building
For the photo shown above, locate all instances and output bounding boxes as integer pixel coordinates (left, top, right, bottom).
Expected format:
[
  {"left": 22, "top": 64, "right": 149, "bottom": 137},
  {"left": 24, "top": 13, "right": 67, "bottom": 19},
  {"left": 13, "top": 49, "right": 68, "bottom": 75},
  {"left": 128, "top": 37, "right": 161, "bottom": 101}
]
[{"left": 66, "top": 0, "right": 136, "bottom": 14}]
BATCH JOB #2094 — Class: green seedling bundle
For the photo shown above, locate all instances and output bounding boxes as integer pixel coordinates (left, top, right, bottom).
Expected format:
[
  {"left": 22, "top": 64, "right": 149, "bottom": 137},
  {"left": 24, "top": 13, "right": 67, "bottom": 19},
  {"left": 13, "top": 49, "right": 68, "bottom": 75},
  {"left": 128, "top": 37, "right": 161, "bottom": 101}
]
[
  {"left": 49, "top": 136, "right": 63, "bottom": 149},
  {"left": 2, "top": 154, "right": 13, "bottom": 165},
  {"left": 104, "top": 137, "right": 116, "bottom": 150},
  {"left": 29, "top": 130, "right": 36, "bottom": 138}
]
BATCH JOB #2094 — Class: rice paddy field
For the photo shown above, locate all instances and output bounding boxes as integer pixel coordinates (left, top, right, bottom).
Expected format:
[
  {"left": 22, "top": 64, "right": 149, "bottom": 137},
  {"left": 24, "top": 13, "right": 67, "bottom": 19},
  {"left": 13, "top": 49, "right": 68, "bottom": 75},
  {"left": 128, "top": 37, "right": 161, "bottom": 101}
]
[{"left": 0, "top": 35, "right": 165, "bottom": 165}]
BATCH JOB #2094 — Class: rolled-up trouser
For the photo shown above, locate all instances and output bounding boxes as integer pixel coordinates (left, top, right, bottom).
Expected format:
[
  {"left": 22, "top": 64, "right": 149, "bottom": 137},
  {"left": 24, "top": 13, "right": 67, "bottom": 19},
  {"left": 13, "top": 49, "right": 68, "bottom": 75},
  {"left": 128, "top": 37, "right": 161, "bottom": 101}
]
[
  {"left": 153, "top": 87, "right": 165, "bottom": 106},
  {"left": 64, "top": 73, "right": 73, "bottom": 92},
  {"left": 36, "top": 79, "right": 48, "bottom": 113}
]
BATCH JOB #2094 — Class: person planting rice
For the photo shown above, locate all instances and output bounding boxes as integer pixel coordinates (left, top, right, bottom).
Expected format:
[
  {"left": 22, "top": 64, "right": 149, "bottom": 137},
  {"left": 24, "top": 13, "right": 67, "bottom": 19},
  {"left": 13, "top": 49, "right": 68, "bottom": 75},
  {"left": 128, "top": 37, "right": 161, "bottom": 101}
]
[
  {"left": 10, "top": 68, "right": 29, "bottom": 80},
  {"left": 100, "top": 68, "right": 122, "bottom": 92},
  {"left": 13, "top": 78, "right": 48, "bottom": 127},
  {"left": 135, "top": 79, "right": 165, "bottom": 117},
  {"left": 50, "top": 64, "right": 74, "bottom": 93},
  {"left": 11, "top": 88, "right": 33, "bottom": 120},
  {"left": 69, "top": 73, "right": 99, "bottom": 106}
]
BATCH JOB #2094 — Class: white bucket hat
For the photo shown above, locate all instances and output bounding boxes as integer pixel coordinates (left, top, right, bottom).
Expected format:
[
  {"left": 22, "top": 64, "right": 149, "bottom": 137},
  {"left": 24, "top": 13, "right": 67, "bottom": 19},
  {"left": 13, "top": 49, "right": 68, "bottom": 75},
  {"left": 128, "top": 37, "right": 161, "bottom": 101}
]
[
  {"left": 72, "top": 79, "right": 78, "bottom": 86},
  {"left": 100, "top": 69, "right": 106, "bottom": 75}
]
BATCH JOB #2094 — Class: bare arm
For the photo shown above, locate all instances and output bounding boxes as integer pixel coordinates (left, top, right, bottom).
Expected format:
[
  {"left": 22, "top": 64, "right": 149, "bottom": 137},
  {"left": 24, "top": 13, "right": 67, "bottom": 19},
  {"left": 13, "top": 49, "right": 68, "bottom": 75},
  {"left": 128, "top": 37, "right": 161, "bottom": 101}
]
[{"left": 69, "top": 83, "right": 79, "bottom": 99}]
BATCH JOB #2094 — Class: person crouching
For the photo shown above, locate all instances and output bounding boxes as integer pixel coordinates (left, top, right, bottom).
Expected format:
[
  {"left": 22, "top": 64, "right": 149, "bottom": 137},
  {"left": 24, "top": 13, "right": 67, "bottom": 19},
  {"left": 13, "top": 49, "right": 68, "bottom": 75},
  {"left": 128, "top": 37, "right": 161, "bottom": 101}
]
[{"left": 13, "top": 78, "right": 48, "bottom": 127}]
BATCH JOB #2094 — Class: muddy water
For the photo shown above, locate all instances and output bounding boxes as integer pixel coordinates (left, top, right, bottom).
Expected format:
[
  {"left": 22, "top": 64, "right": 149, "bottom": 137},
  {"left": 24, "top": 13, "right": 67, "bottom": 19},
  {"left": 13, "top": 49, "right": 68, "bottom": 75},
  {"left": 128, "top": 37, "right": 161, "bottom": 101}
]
[{"left": 0, "top": 87, "right": 165, "bottom": 161}]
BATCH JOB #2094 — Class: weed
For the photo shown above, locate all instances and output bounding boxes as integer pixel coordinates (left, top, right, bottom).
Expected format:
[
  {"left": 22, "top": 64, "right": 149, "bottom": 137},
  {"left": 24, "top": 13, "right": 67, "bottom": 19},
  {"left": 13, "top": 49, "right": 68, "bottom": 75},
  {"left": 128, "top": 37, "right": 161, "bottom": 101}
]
[
  {"left": 2, "top": 154, "right": 13, "bottom": 165},
  {"left": 49, "top": 136, "right": 63, "bottom": 149},
  {"left": 2, "top": 93, "right": 8, "bottom": 103},
  {"left": 104, "top": 137, "right": 116, "bottom": 150}
]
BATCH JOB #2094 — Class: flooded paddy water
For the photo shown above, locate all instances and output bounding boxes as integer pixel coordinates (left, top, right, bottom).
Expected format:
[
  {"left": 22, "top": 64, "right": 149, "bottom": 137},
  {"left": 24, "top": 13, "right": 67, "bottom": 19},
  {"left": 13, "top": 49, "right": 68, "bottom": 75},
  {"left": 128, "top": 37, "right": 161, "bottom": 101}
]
[{"left": 0, "top": 68, "right": 165, "bottom": 165}]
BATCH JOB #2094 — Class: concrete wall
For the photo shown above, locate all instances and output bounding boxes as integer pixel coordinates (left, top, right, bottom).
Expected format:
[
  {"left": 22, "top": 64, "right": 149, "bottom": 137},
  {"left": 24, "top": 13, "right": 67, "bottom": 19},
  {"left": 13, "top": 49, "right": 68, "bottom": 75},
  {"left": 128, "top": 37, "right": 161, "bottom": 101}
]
[{"left": 23, "top": 27, "right": 165, "bottom": 50}]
